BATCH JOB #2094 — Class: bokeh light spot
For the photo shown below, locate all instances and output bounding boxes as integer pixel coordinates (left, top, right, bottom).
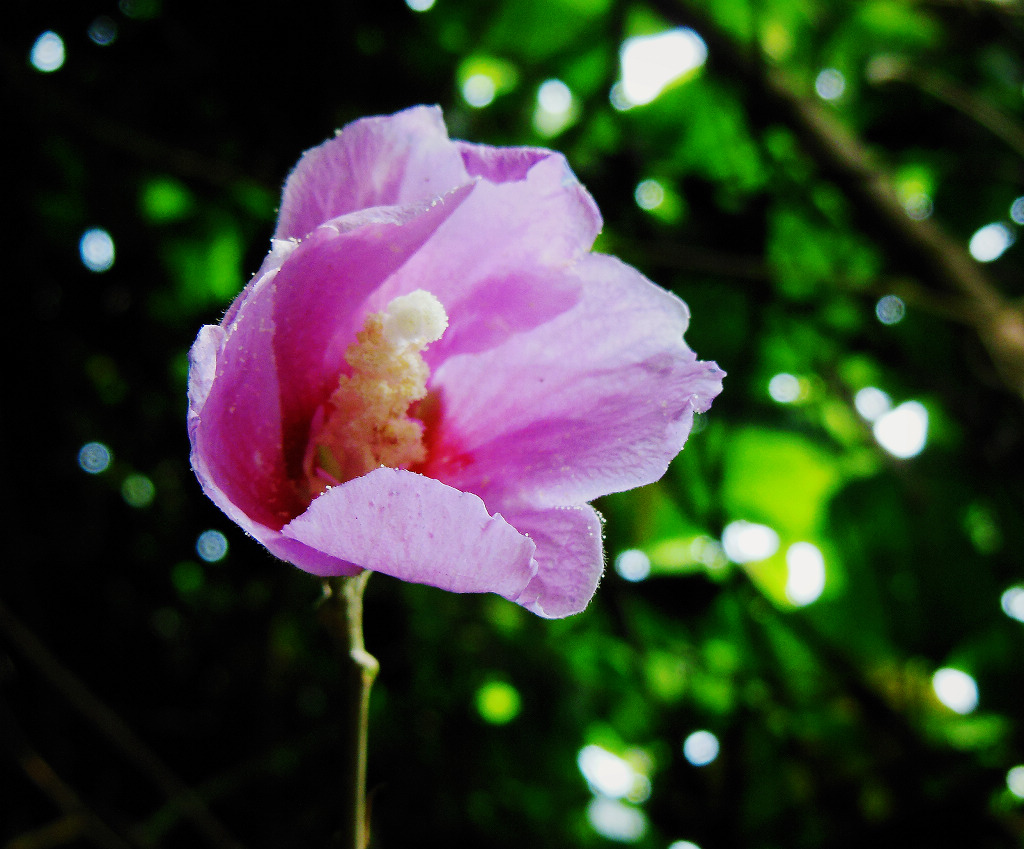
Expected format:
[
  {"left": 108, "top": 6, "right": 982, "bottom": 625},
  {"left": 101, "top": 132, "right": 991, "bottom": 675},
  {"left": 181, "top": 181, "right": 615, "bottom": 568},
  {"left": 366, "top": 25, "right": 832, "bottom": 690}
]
[
  {"left": 609, "top": 82, "right": 631, "bottom": 111},
  {"left": 903, "top": 193, "right": 933, "bottom": 220},
  {"left": 634, "top": 179, "right": 665, "bottom": 211},
  {"left": 462, "top": 74, "right": 496, "bottom": 108},
  {"left": 1000, "top": 586, "right": 1024, "bottom": 622},
  {"left": 814, "top": 68, "right": 846, "bottom": 100},
  {"left": 87, "top": 16, "right": 119, "bottom": 45},
  {"left": 785, "top": 542, "right": 826, "bottom": 606},
  {"left": 196, "top": 530, "right": 228, "bottom": 562},
  {"left": 122, "top": 474, "right": 155, "bottom": 508},
  {"left": 80, "top": 228, "right": 115, "bottom": 272},
  {"left": 932, "top": 667, "right": 978, "bottom": 714},
  {"left": 1007, "top": 766, "right": 1024, "bottom": 798},
  {"left": 875, "top": 295, "right": 906, "bottom": 325},
  {"left": 615, "top": 549, "right": 651, "bottom": 582},
  {"left": 578, "top": 745, "right": 638, "bottom": 799},
  {"left": 538, "top": 78, "right": 572, "bottom": 114},
  {"left": 534, "top": 79, "right": 575, "bottom": 136},
  {"left": 1010, "top": 197, "right": 1024, "bottom": 226},
  {"left": 78, "top": 442, "right": 112, "bottom": 474},
  {"left": 475, "top": 680, "right": 521, "bottom": 724},
  {"left": 586, "top": 797, "right": 647, "bottom": 842},
  {"left": 405, "top": 0, "right": 436, "bottom": 9},
  {"left": 768, "top": 372, "right": 801, "bottom": 403},
  {"left": 969, "top": 223, "right": 1015, "bottom": 262},
  {"left": 873, "top": 401, "right": 928, "bottom": 458},
  {"left": 31, "top": 31, "right": 65, "bottom": 72},
  {"left": 854, "top": 386, "right": 891, "bottom": 422},
  {"left": 683, "top": 730, "right": 719, "bottom": 766},
  {"left": 722, "top": 521, "right": 779, "bottom": 563},
  {"left": 616, "top": 28, "right": 707, "bottom": 109}
]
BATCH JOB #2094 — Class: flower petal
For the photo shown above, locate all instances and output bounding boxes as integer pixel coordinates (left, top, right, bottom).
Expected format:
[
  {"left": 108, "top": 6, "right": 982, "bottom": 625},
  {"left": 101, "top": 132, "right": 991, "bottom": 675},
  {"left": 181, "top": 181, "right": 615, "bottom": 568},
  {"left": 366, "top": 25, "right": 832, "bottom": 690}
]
[
  {"left": 263, "top": 534, "right": 363, "bottom": 577},
  {"left": 281, "top": 468, "right": 539, "bottom": 599},
  {"left": 379, "top": 153, "right": 602, "bottom": 360},
  {"left": 188, "top": 285, "right": 299, "bottom": 529},
  {"left": 505, "top": 505, "right": 605, "bottom": 618},
  {"left": 430, "top": 253, "right": 725, "bottom": 508},
  {"left": 456, "top": 141, "right": 554, "bottom": 184},
  {"left": 188, "top": 192, "right": 474, "bottom": 529},
  {"left": 274, "top": 106, "right": 471, "bottom": 240},
  {"left": 267, "top": 193, "right": 472, "bottom": 477}
]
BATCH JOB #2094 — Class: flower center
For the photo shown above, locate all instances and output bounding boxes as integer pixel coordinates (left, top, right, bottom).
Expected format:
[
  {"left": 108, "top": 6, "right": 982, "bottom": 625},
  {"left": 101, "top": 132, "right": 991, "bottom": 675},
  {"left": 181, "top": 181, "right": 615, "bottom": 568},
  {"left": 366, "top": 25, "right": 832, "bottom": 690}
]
[{"left": 304, "top": 289, "right": 448, "bottom": 496}]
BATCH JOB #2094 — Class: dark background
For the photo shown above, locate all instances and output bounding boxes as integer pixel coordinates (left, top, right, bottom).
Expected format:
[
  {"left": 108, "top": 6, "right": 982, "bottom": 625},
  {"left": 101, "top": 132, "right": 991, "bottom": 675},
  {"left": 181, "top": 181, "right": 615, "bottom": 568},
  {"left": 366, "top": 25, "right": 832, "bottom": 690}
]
[{"left": 6, "top": 1, "right": 1024, "bottom": 847}]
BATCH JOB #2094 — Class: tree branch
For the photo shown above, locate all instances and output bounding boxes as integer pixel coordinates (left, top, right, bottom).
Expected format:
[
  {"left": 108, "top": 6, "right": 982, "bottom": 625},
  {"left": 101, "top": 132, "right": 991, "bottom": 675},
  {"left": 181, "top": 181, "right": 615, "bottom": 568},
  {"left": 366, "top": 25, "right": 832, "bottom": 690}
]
[
  {"left": 868, "top": 56, "right": 1024, "bottom": 162},
  {"left": 0, "top": 599, "right": 245, "bottom": 849},
  {"left": 645, "top": 0, "right": 1024, "bottom": 398}
]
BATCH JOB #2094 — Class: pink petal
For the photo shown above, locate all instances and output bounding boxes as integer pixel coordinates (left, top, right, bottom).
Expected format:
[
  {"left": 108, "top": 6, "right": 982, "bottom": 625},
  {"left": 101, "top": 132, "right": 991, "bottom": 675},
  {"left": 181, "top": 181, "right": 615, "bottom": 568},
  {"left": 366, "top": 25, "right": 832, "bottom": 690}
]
[
  {"left": 188, "top": 289, "right": 298, "bottom": 530},
  {"left": 263, "top": 535, "right": 363, "bottom": 577},
  {"left": 267, "top": 194, "right": 472, "bottom": 476},
  {"left": 377, "top": 153, "right": 602, "bottom": 360},
  {"left": 281, "top": 468, "right": 539, "bottom": 598},
  {"left": 274, "top": 106, "right": 471, "bottom": 240},
  {"left": 429, "top": 253, "right": 725, "bottom": 508},
  {"left": 456, "top": 141, "right": 552, "bottom": 183},
  {"left": 188, "top": 194, "right": 473, "bottom": 528},
  {"left": 504, "top": 505, "right": 605, "bottom": 618}
]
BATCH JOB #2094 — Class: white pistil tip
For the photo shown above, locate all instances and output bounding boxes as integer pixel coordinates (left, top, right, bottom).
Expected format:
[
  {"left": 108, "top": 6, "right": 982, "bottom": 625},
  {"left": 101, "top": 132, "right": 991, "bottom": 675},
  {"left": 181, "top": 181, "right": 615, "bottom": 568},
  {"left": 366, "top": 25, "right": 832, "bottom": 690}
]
[{"left": 382, "top": 289, "right": 448, "bottom": 349}]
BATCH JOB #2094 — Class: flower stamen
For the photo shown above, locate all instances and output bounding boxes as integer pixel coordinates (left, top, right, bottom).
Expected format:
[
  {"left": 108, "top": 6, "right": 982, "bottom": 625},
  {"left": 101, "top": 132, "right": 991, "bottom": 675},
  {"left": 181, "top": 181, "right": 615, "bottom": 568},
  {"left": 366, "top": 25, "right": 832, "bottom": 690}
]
[{"left": 305, "top": 290, "right": 448, "bottom": 496}]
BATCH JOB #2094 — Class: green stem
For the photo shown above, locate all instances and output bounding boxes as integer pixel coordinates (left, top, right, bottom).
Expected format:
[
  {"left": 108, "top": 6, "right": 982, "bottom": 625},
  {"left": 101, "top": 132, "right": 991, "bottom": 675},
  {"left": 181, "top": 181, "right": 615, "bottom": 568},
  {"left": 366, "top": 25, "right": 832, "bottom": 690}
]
[{"left": 320, "top": 572, "right": 378, "bottom": 849}]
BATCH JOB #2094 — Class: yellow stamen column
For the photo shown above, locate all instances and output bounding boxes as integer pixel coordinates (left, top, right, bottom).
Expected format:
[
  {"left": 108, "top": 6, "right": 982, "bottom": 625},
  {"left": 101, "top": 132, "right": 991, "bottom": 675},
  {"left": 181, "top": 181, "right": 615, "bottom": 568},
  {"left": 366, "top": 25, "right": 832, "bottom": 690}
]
[{"left": 307, "top": 290, "right": 449, "bottom": 491}]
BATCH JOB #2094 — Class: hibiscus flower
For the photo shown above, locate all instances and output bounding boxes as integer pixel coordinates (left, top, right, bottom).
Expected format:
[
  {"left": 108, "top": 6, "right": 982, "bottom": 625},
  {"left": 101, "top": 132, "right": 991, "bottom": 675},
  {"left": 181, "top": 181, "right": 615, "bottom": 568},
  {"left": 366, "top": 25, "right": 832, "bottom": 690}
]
[{"left": 187, "top": 106, "right": 723, "bottom": 617}]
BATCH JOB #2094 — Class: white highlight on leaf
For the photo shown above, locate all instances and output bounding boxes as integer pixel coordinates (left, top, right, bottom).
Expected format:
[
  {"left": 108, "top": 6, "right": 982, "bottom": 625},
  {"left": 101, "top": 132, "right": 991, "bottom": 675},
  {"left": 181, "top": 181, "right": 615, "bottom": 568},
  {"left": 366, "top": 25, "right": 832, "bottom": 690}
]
[
  {"left": 586, "top": 797, "right": 647, "bottom": 842},
  {"left": 785, "top": 542, "right": 826, "bottom": 606},
  {"left": 969, "top": 222, "right": 1014, "bottom": 262},
  {"left": 722, "top": 521, "right": 779, "bottom": 563},
  {"left": 578, "top": 745, "right": 638, "bottom": 799},
  {"left": 873, "top": 401, "right": 928, "bottom": 458},
  {"left": 854, "top": 387, "right": 891, "bottom": 422},
  {"left": 615, "top": 28, "right": 707, "bottom": 109},
  {"left": 932, "top": 667, "right": 978, "bottom": 714},
  {"left": 768, "top": 373, "right": 801, "bottom": 403},
  {"left": 683, "top": 730, "right": 719, "bottom": 766}
]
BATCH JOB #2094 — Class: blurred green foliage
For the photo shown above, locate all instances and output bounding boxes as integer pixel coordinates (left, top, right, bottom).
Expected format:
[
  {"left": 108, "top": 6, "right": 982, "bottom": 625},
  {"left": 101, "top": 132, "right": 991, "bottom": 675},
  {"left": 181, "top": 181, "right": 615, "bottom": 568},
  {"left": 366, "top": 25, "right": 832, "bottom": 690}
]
[{"left": 7, "top": 0, "right": 1024, "bottom": 848}]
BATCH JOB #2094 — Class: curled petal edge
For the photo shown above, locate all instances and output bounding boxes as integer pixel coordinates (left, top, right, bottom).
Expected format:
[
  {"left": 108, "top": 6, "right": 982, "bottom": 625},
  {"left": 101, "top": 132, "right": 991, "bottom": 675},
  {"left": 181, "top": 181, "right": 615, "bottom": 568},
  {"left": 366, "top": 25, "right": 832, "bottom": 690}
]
[{"left": 281, "top": 468, "right": 540, "bottom": 602}]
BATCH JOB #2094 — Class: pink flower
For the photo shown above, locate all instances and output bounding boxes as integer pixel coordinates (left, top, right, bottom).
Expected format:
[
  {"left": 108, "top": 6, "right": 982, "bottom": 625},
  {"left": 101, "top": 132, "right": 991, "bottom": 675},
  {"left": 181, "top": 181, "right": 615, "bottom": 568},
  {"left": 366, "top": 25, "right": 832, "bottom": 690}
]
[{"left": 187, "top": 106, "right": 723, "bottom": 618}]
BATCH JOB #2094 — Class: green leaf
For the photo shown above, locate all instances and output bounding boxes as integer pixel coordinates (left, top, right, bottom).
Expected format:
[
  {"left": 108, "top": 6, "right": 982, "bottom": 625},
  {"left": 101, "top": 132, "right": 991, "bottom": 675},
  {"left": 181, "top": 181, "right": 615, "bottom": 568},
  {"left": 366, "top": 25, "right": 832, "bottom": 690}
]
[
  {"left": 140, "top": 177, "right": 195, "bottom": 223},
  {"left": 722, "top": 427, "right": 844, "bottom": 537}
]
